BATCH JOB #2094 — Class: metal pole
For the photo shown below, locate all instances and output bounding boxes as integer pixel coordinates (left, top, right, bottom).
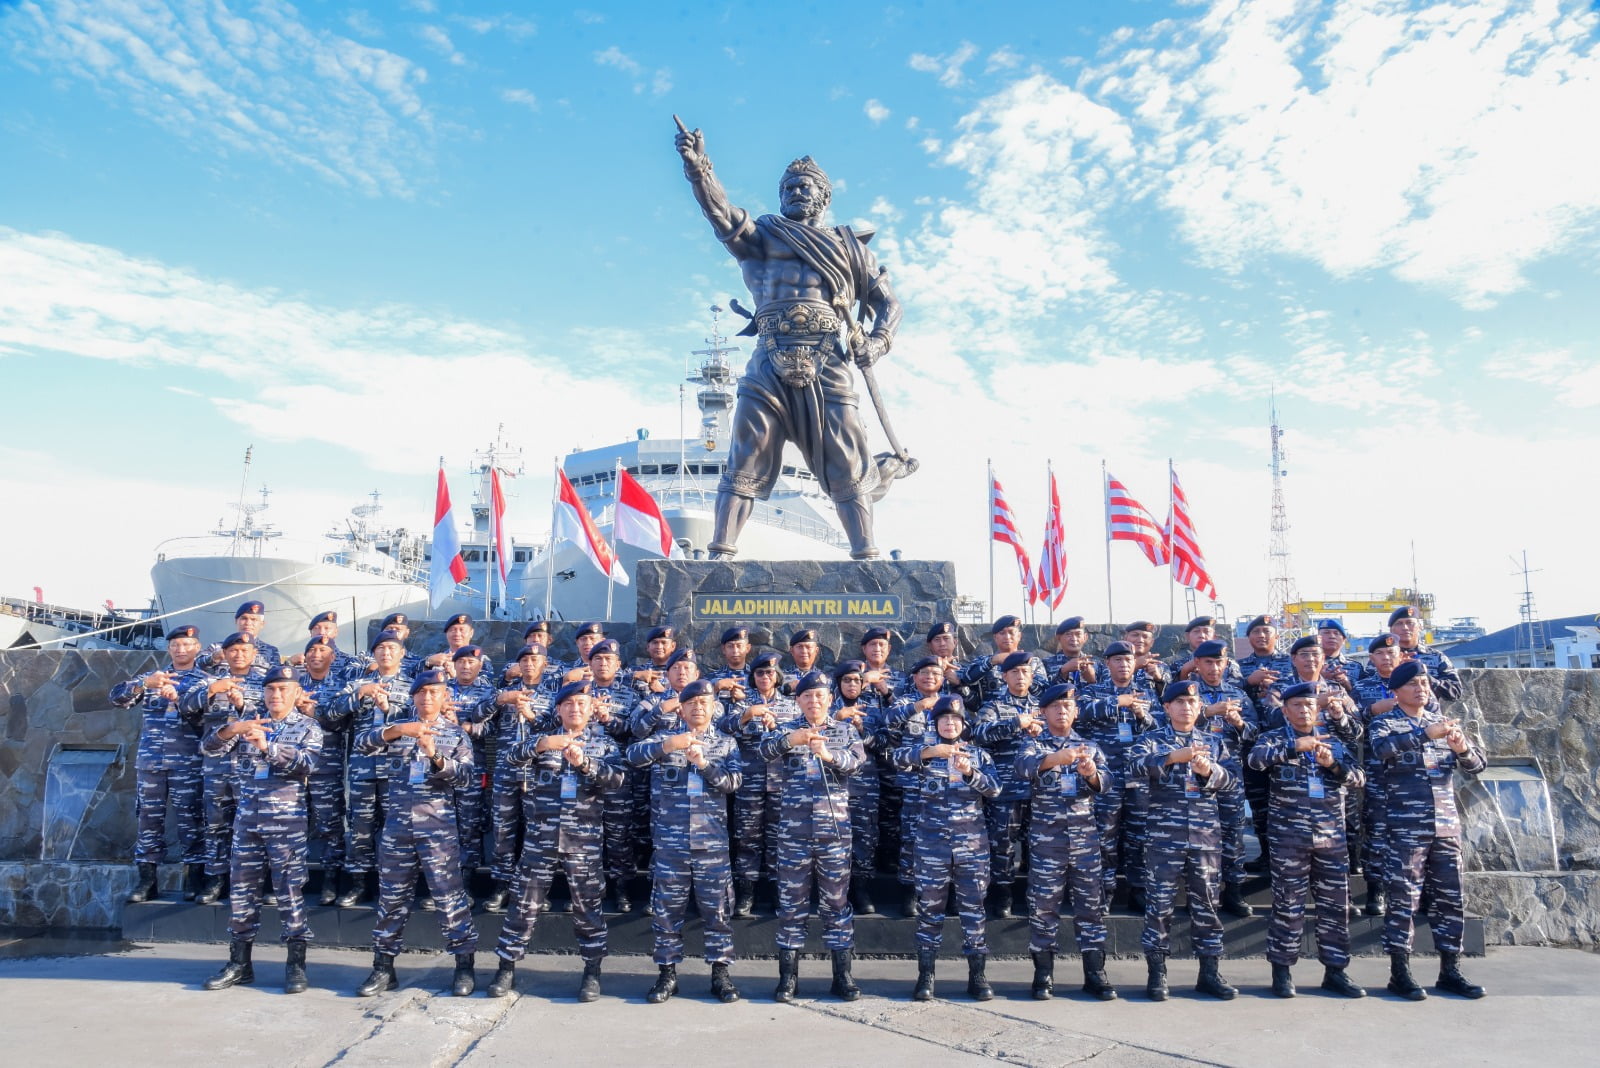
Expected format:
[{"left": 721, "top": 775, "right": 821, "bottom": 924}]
[
  {"left": 485, "top": 460, "right": 493, "bottom": 623},
  {"left": 543, "top": 458, "right": 559, "bottom": 621},
  {"left": 604, "top": 458, "right": 619, "bottom": 624},
  {"left": 1102, "top": 460, "right": 1114, "bottom": 625},
  {"left": 987, "top": 458, "right": 996, "bottom": 622},
  {"left": 1167, "top": 459, "right": 1176, "bottom": 625}
]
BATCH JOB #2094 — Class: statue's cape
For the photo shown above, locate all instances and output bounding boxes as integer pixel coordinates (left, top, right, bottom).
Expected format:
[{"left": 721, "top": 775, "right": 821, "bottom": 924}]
[{"left": 747, "top": 215, "right": 876, "bottom": 331}]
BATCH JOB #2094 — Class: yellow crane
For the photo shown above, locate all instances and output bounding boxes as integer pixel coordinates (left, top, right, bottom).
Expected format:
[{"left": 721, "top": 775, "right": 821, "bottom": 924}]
[{"left": 1282, "top": 588, "right": 1436, "bottom": 641}]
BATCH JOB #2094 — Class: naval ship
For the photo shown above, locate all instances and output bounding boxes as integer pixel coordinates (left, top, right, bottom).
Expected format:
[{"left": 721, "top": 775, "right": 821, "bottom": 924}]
[{"left": 148, "top": 308, "right": 850, "bottom": 652}]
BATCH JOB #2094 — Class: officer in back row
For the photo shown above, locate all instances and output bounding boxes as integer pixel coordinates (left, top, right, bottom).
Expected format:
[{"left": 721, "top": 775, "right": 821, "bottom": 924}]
[
  {"left": 974, "top": 650, "right": 1043, "bottom": 918},
  {"left": 197, "top": 601, "right": 281, "bottom": 675},
  {"left": 184, "top": 631, "right": 267, "bottom": 905},
  {"left": 336, "top": 629, "right": 415, "bottom": 907},
  {"left": 959, "top": 615, "right": 1047, "bottom": 708}
]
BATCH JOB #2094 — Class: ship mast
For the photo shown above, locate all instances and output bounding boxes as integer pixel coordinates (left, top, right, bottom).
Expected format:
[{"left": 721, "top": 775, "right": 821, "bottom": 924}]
[{"left": 1266, "top": 390, "right": 1300, "bottom": 632}]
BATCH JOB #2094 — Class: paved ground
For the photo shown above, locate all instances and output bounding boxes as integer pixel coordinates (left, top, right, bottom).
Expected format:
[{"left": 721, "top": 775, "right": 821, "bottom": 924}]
[{"left": 1, "top": 941, "right": 1596, "bottom": 1066}]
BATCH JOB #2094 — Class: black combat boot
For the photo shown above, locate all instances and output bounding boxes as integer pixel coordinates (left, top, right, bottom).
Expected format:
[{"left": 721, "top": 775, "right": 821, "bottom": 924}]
[
  {"left": 577, "top": 957, "right": 603, "bottom": 1003},
  {"left": 1387, "top": 951, "right": 1427, "bottom": 1001},
  {"left": 196, "top": 871, "right": 228, "bottom": 906},
  {"left": 901, "top": 884, "right": 919, "bottom": 918},
  {"left": 356, "top": 951, "right": 398, "bottom": 997},
  {"left": 203, "top": 939, "right": 254, "bottom": 990},
  {"left": 483, "top": 882, "right": 510, "bottom": 913},
  {"left": 1270, "top": 962, "right": 1296, "bottom": 998},
  {"left": 1196, "top": 955, "right": 1237, "bottom": 1000},
  {"left": 710, "top": 962, "right": 741, "bottom": 1003},
  {"left": 334, "top": 870, "right": 365, "bottom": 908},
  {"left": 1029, "top": 949, "right": 1054, "bottom": 1000},
  {"left": 1145, "top": 953, "right": 1169, "bottom": 1001},
  {"left": 912, "top": 947, "right": 936, "bottom": 1001},
  {"left": 1436, "top": 951, "right": 1485, "bottom": 999},
  {"left": 830, "top": 949, "right": 860, "bottom": 1002},
  {"left": 1082, "top": 949, "right": 1117, "bottom": 1001},
  {"left": 486, "top": 958, "right": 516, "bottom": 998},
  {"left": 1245, "top": 838, "right": 1271, "bottom": 874},
  {"left": 284, "top": 939, "right": 308, "bottom": 994},
  {"left": 417, "top": 876, "right": 437, "bottom": 912},
  {"left": 1321, "top": 965, "right": 1366, "bottom": 998},
  {"left": 734, "top": 879, "right": 756, "bottom": 919},
  {"left": 183, "top": 862, "right": 206, "bottom": 902},
  {"left": 850, "top": 874, "right": 876, "bottom": 915},
  {"left": 1364, "top": 879, "right": 1384, "bottom": 916},
  {"left": 1127, "top": 884, "right": 1148, "bottom": 916},
  {"left": 127, "top": 863, "right": 158, "bottom": 904},
  {"left": 451, "top": 953, "right": 476, "bottom": 996},
  {"left": 646, "top": 964, "right": 677, "bottom": 1004},
  {"left": 318, "top": 867, "right": 340, "bottom": 907},
  {"left": 613, "top": 878, "right": 634, "bottom": 914},
  {"left": 988, "top": 884, "right": 1012, "bottom": 919},
  {"left": 966, "top": 954, "right": 993, "bottom": 1001},
  {"left": 774, "top": 948, "right": 799, "bottom": 1003},
  {"left": 1220, "top": 881, "right": 1253, "bottom": 918}
]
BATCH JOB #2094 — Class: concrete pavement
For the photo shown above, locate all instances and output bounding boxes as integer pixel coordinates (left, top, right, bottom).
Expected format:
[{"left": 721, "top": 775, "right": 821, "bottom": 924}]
[{"left": 1, "top": 942, "right": 1596, "bottom": 1066}]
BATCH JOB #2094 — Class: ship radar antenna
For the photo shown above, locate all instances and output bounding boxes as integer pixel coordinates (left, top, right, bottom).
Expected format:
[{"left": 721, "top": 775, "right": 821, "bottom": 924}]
[{"left": 1266, "top": 390, "right": 1300, "bottom": 633}]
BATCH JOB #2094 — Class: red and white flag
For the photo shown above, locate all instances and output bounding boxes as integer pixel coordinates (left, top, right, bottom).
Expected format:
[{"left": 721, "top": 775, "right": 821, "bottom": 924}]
[
  {"left": 1166, "top": 465, "right": 1218, "bottom": 600},
  {"left": 1034, "top": 465, "right": 1068, "bottom": 610},
  {"left": 490, "top": 467, "right": 510, "bottom": 587},
  {"left": 1105, "top": 471, "right": 1169, "bottom": 567},
  {"left": 431, "top": 466, "right": 468, "bottom": 610},
  {"left": 553, "top": 467, "right": 629, "bottom": 586},
  {"left": 990, "top": 468, "right": 1037, "bottom": 604},
  {"left": 615, "top": 467, "right": 682, "bottom": 559}
]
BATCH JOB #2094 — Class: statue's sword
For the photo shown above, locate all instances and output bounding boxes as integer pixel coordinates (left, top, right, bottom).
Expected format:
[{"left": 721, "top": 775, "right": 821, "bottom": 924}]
[{"left": 839, "top": 302, "right": 918, "bottom": 474}]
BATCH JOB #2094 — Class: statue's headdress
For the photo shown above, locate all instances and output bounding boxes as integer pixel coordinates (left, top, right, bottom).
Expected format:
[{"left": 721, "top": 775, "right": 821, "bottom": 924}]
[{"left": 780, "top": 156, "right": 831, "bottom": 199}]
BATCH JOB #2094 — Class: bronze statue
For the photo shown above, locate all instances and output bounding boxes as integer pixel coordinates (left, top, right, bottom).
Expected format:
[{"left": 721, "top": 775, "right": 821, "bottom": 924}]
[{"left": 675, "top": 116, "right": 916, "bottom": 561}]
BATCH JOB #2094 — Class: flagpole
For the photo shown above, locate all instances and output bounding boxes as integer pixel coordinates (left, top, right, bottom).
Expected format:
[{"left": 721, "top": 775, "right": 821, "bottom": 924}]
[
  {"left": 1044, "top": 460, "right": 1054, "bottom": 627},
  {"left": 987, "top": 458, "right": 996, "bottom": 622},
  {"left": 1167, "top": 458, "right": 1176, "bottom": 626},
  {"left": 1102, "top": 459, "right": 1114, "bottom": 625},
  {"left": 604, "top": 458, "right": 619, "bottom": 623},
  {"left": 485, "top": 462, "right": 494, "bottom": 623},
  {"left": 543, "top": 458, "right": 559, "bottom": 621}
]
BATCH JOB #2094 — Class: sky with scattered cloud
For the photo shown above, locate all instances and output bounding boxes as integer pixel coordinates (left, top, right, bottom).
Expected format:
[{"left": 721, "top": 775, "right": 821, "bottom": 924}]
[{"left": 3, "top": 0, "right": 1598, "bottom": 637}]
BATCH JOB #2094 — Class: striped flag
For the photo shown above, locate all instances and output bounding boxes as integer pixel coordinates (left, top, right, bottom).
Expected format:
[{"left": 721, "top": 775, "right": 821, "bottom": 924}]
[
  {"left": 990, "top": 468, "right": 1037, "bottom": 603},
  {"left": 490, "top": 467, "right": 510, "bottom": 586},
  {"left": 430, "top": 466, "right": 468, "bottom": 610},
  {"left": 1035, "top": 464, "right": 1068, "bottom": 610},
  {"left": 1105, "top": 471, "right": 1169, "bottom": 567},
  {"left": 553, "top": 466, "right": 629, "bottom": 586},
  {"left": 1166, "top": 465, "right": 1218, "bottom": 600}
]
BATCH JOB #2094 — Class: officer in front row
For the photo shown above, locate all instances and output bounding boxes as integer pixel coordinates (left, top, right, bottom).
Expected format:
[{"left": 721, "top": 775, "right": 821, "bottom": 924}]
[
  {"left": 1129, "top": 679, "right": 1237, "bottom": 1002},
  {"left": 628, "top": 678, "right": 743, "bottom": 1005},
  {"left": 487, "top": 680, "right": 625, "bottom": 1001},
  {"left": 200, "top": 666, "right": 322, "bottom": 993},
  {"left": 354, "top": 669, "right": 479, "bottom": 999},
  {"left": 1369, "top": 659, "right": 1487, "bottom": 1001},
  {"left": 1247, "top": 681, "right": 1367, "bottom": 999},
  {"left": 1015, "top": 684, "right": 1115, "bottom": 1001}
]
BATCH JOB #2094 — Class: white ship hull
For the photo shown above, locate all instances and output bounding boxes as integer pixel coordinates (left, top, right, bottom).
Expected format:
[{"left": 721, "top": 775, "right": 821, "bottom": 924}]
[{"left": 151, "top": 555, "right": 430, "bottom": 654}]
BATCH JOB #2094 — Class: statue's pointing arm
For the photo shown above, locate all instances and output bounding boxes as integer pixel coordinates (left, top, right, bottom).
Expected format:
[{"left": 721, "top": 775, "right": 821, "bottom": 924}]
[{"left": 675, "top": 120, "right": 759, "bottom": 259}]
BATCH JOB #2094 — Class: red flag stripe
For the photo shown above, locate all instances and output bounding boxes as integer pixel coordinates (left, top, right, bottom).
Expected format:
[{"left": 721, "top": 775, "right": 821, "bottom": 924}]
[
  {"left": 990, "top": 473, "right": 1037, "bottom": 604},
  {"left": 1167, "top": 466, "right": 1217, "bottom": 600}
]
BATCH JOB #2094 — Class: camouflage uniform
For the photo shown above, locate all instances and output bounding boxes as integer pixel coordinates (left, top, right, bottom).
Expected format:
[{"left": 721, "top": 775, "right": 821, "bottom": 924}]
[
  {"left": 1237, "top": 649, "right": 1294, "bottom": 850},
  {"left": 1042, "top": 652, "right": 1105, "bottom": 691},
  {"left": 494, "top": 719, "right": 625, "bottom": 961},
  {"left": 859, "top": 667, "right": 907, "bottom": 875},
  {"left": 972, "top": 689, "right": 1041, "bottom": 892},
  {"left": 1015, "top": 732, "right": 1108, "bottom": 953},
  {"left": 834, "top": 691, "right": 884, "bottom": 881},
  {"left": 338, "top": 671, "right": 414, "bottom": 881},
  {"left": 1194, "top": 676, "right": 1259, "bottom": 888},
  {"left": 958, "top": 652, "right": 1047, "bottom": 709},
  {"left": 627, "top": 725, "right": 742, "bottom": 967},
  {"left": 1369, "top": 707, "right": 1486, "bottom": 956},
  {"left": 201, "top": 709, "right": 322, "bottom": 942},
  {"left": 1128, "top": 726, "right": 1236, "bottom": 958},
  {"left": 759, "top": 717, "right": 864, "bottom": 951},
  {"left": 298, "top": 667, "right": 350, "bottom": 873},
  {"left": 111, "top": 665, "right": 210, "bottom": 867},
  {"left": 199, "top": 639, "right": 283, "bottom": 675},
  {"left": 1353, "top": 672, "right": 1402, "bottom": 884},
  {"left": 883, "top": 692, "right": 935, "bottom": 888},
  {"left": 486, "top": 682, "right": 555, "bottom": 886},
  {"left": 718, "top": 689, "right": 794, "bottom": 889},
  {"left": 588, "top": 681, "right": 644, "bottom": 887},
  {"left": 354, "top": 711, "right": 478, "bottom": 956},
  {"left": 1077, "top": 677, "right": 1159, "bottom": 896},
  {"left": 1247, "top": 725, "right": 1365, "bottom": 968},
  {"left": 449, "top": 673, "right": 499, "bottom": 876},
  {"left": 181, "top": 666, "right": 267, "bottom": 880},
  {"left": 892, "top": 736, "right": 1000, "bottom": 956},
  {"left": 1397, "top": 645, "right": 1464, "bottom": 702}
]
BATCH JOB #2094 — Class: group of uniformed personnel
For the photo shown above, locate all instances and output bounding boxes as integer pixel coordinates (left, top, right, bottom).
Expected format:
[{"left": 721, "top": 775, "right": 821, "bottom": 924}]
[{"left": 111, "top": 600, "right": 1486, "bottom": 1004}]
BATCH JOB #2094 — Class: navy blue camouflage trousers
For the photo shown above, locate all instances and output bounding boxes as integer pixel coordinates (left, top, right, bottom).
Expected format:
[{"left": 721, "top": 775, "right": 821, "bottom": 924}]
[
  {"left": 228, "top": 810, "right": 310, "bottom": 943},
  {"left": 1026, "top": 838, "right": 1106, "bottom": 954},
  {"left": 496, "top": 848, "right": 607, "bottom": 962},
  {"left": 1384, "top": 835, "right": 1466, "bottom": 955},
  {"left": 371, "top": 819, "right": 478, "bottom": 955},
  {"left": 1143, "top": 843, "right": 1223, "bottom": 957},
  {"left": 1267, "top": 832, "right": 1351, "bottom": 967},
  {"left": 775, "top": 833, "right": 853, "bottom": 951},
  {"left": 650, "top": 847, "right": 734, "bottom": 966},
  {"left": 133, "top": 765, "right": 204, "bottom": 865}
]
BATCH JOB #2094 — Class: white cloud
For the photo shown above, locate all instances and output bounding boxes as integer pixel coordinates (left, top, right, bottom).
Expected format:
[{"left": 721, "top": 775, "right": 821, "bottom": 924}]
[
  {"left": 909, "top": 41, "right": 980, "bottom": 87},
  {"left": 452, "top": 14, "right": 537, "bottom": 40},
  {"left": 501, "top": 88, "right": 538, "bottom": 111},
  {"left": 3, "top": 0, "right": 435, "bottom": 197},
  {"left": 1093, "top": 0, "right": 1600, "bottom": 307},
  {"left": 417, "top": 24, "right": 465, "bottom": 66},
  {"left": 986, "top": 46, "right": 1022, "bottom": 71},
  {"left": 593, "top": 45, "right": 671, "bottom": 96},
  {"left": 594, "top": 45, "right": 642, "bottom": 77},
  {"left": 864, "top": 98, "right": 890, "bottom": 124},
  {"left": 1485, "top": 346, "right": 1600, "bottom": 406}
]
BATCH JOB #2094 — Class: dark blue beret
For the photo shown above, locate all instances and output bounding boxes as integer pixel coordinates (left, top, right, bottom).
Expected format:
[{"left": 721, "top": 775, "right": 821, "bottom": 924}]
[
  {"left": 575, "top": 621, "right": 606, "bottom": 638},
  {"left": 588, "top": 638, "right": 621, "bottom": 659},
  {"left": 833, "top": 658, "right": 866, "bottom": 681},
  {"left": 166, "top": 625, "right": 199, "bottom": 641},
  {"left": 990, "top": 615, "right": 1022, "bottom": 634},
  {"left": 1162, "top": 679, "right": 1201, "bottom": 703},
  {"left": 1194, "top": 639, "right": 1228, "bottom": 659},
  {"left": 381, "top": 612, "right": 409, "bottom": 628},
  {"left": 409, "top": 668, "right": 449, "bottom": 694},
  {"left": 444, "top": 614, "right": 472, "bottom": 628},
  {"left": 262, "top": 665, "right": 297, "bottom": 686},
  {"left": 523, "top": 620, "right": 551, "bottom": 638},
  {"left": 1368, "top": 634, "right": 1399, "bottom": 654},
  {"left": 861, "top": 626, "right": 892, "bottom": 644},
  {"left": 678, "top": 678, "right": 715, "bottom": 702},
  {"left": 1056, "top": 616, "right": 1085, "bottom": 634},
  {"left": 647, "top": 625, "right": 675, "bottom": 641},
  {"left": 1389, "top": 606, "right": 1420, "bottom": 625},
  {"left": 451, "top": 645, "right": 484, "bottom": 661},
  {"left": 304, "top": 635, "right": 334, "bottom": 653},
  {"left": 1185, "top": 615, "right": 1215, "bottom": 632},
  {"left": 517, "top": 643, "right": 548, "bottom": 659},
  {"left": 1038, "top": 683, "right": 1076, "bottom": 708},
  {"left": 999, "top": 651, "right": 1032, "bottom": 673},
  {"left": 1104, "top": 640, "right": 1135, "bottom": 658},
  {"left": 1246, "top": 614, "right": 1273, "bottom": 633},
  {"left": 308, "top": 611, "right": 337, "bottom": 629},
  {"left": 1290, "top": 635, "right": 1318, "bottom": 654},
  {"left": 370, "top": 629, "right": 405, "bottom": 652},
  {"left": 909, "top": 655, "right": 941, "bottom": 674},
  {"left": 790, "top": 629, "right": 818, "bottom": 646},
  {"left": 554, "top": 680, "right": 592, "bottom": 705},
  {"left": 1279, "top": 681, "right": 1317, "bottom": 703},
  {"left": 235, "top": 600, "right": 265, "bottom": 618},
  {"left": 665, "top": 648, "right": 696, "bottom": 668},
  {"left": 926, "top": 621, "right": 956, "bottom": 641},
  {"left": 933, "top": 694, "right": 966, "bottom": 718},
  {"left": 721, "top": 626, "right": 749, "bottom": 645},
  {"left": 221, "top": 631, "right": 254, "bottom": 649},
  {"left": 1387, "top": 660, "right": 1425, "bottom": 690},
  {"left": 793, "top": 670, "right": 831, "bottom": 697},
  {"left": 1124, "top": 620, "right": 1155, "bottom": 634}
]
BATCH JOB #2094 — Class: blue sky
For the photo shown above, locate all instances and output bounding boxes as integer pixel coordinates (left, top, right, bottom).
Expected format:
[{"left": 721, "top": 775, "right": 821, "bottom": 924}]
[{"left": 3, "top": 0, "right": 1598, "bottom": 635}]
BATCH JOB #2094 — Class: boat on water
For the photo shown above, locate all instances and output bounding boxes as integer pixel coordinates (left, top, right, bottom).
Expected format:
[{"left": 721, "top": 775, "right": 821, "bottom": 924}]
[
  {"left": 149, "top": 308, "right": 851, "bottom": 651},
  {"left": 0, "top": 593, "right": 162, "bottom": 651}
]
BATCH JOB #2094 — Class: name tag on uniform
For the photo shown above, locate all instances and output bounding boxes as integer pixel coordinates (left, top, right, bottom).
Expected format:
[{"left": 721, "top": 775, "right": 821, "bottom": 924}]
[
  {"left": 408, "top": 758, "right": 428, "bottom": 785},
  {"left": 1117, "top": 721, "right": 1133, "bottom": 743},
  {"left": 164, "top": 706, "right": 179, "bottom": 722},
  {"left": 687, "top": 769, "right": 704, "bottom": 797},
  {"left": 1423, "top": 746, "right": 1443, "bottom": 778},
  {"left": 1184, "top": 771, "right": 1201, "bottom": 798},
  {"left": 560, "top": 772, "right": 579, "bottom": 799},
  {"left": 1307, "top": 773, "right": 1326, "bottom": 799},
  {"left": 1209, "top": 718, "right": 1225, "bottom": 734},
  {"left": 254, "top": 760, "right": 270, "bottom": 780},
  {"left": 1060, "top": 771, "right": 1078, "bottom": 796},
  {"left": 806, "top": 756, "right": 822, "bottom": 781}
]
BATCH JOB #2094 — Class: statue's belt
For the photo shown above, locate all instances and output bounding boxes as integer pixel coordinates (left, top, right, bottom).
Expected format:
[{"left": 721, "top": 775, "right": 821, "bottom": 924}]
[{"left": 754, "top": 304, "right": 844, "bottom": 388}]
